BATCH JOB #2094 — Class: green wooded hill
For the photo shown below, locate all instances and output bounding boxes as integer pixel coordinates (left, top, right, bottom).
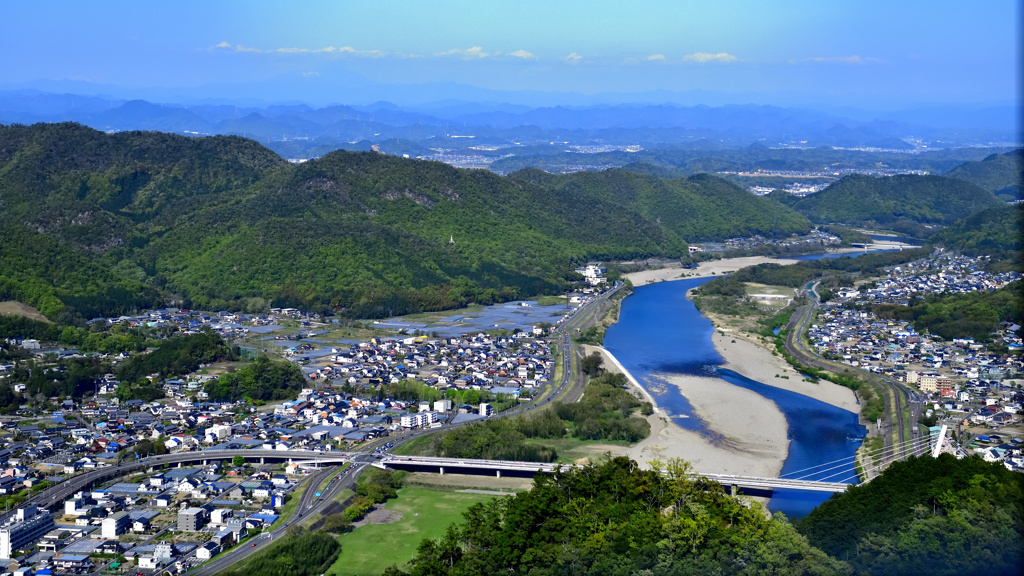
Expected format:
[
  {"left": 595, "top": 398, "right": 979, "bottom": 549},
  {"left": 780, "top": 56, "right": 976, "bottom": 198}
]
[
  {"left": 386, "top": 455, "right": 1023, "bottom": 576},
  {"left": 797, "top": 454, "right": 1024, "bottom": 576},
  {"left": 944, "top": 149, "right": 1023, "bottom": 201},
  {"left": 773, "top": 173, "right": 1005, "bottom": 229},
  {"left": 0, "top": 122, "right": 810, "bottom": 320},
  {"left": 928, "top": 204, "right": 1024, "bottom": 267}
]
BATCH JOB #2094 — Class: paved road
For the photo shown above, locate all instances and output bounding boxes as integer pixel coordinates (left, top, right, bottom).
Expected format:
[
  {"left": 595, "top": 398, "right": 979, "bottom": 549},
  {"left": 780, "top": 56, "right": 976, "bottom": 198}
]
[
  {"left": 185, "top": 463, "right": 366, "bottom": 576},
  {"left": 786, "top": 282, "right": 923, "bottom": 469},
  {"left": 11, "top": 284, "right": 625, "bottom": 572}
]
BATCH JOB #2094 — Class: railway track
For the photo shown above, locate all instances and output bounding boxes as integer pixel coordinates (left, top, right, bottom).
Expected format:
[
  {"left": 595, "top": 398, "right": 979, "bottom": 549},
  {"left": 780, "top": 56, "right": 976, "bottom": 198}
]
[{"left": 784, "top": 282, "right": 916, "bottom": 464}]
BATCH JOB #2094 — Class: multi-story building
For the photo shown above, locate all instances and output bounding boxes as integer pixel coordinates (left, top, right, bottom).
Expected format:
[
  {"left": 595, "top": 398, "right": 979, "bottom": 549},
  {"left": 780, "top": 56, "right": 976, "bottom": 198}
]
[
  {"left": 178, "top": 507, "right": 206, "bottom": 532},
  {"left": 0, "top": 505, "right": 55, "bottom": 559},
  {"left": 101, "top": 511, "right": 131, "bottom": 539}
]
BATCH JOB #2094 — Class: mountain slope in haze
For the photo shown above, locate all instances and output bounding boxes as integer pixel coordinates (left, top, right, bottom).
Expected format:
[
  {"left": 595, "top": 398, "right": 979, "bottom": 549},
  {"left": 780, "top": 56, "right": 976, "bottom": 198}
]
[
  {"left": 779, "top": 173, "right": 1005, "bottom": 227},
  {"left": 0, "top": 123, "right": 811, "bottom": 320},
  {"left": 944, "top": 149, "right": 1023, "bottom": 201}
]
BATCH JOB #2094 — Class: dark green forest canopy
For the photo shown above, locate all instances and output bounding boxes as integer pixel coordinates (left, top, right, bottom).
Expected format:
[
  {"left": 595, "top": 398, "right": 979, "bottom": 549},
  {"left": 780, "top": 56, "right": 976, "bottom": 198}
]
[
  {"left": 796, "top": 455, "right": 1024, "bottom": 576},
  {"left": 203, "top": 356, "right": 305, "bottom": 402},
  {"left": 774, "top": 173, "right": 1005, "bottom": 228},
  {"left": 386, "top": 457, "right": 850, "bottom": 576},
  {"left": 0, "top": 123, "right": 816, "bottom": 320}
]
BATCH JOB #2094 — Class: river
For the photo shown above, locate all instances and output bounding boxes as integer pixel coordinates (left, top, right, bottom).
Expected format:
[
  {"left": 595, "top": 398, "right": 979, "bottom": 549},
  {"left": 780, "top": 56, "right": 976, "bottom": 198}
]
[{"left": 604, "top": 277, "right": 867, "bottom": 518}]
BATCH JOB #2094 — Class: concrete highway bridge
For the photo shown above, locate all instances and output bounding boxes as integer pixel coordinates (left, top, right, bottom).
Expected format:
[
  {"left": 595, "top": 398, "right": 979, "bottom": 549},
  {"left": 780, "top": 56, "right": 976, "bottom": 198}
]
[
  {"left": 8, "top": 447, "right": 850, "bottom": 525},
  {"left": 379, "top": 455, "right": 852, "bottom": 494}
]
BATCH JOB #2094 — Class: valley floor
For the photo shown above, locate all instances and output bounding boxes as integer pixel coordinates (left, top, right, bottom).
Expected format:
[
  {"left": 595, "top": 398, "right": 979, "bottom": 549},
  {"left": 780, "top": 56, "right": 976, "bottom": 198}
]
[{"left": 577, "top": 259, "right": 863, "bottom": 477}]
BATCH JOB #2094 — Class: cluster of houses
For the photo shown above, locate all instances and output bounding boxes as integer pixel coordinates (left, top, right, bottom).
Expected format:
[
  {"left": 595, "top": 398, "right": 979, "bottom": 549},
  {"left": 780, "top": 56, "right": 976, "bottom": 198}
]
[
  {"left": 807, "top": 252, "right": 1023, "bottom": 447},
  {"left": 1, "top": 460, "right": 296, "bottom": 573},
  {"left": 717, "top": 229, "right": 841, "bottom": 251},
  {"left": 303, "top": 333, "right": 553, "bottom": 394},
  {"left": 835, "top": 253, "right": 1021, "bottom": 306}
]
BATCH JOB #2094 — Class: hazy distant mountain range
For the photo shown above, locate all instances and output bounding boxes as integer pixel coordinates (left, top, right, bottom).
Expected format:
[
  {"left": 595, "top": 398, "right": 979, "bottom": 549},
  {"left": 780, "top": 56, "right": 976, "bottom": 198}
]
[{"left": 0, "top": 90, "right": 1018, "bottom": 159}]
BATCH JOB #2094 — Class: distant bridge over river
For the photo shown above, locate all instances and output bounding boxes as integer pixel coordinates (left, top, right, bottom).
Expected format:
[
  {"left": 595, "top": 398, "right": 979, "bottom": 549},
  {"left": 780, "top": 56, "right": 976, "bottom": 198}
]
[{"left": 379, "top": 455, "right": 852, "bottom": 494}]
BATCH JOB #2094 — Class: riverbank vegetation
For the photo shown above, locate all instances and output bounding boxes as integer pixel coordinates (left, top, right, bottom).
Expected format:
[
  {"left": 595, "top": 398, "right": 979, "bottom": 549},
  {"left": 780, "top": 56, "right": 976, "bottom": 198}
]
[{"left": 402, "top": 370, "right": 650, "bottom": 463}]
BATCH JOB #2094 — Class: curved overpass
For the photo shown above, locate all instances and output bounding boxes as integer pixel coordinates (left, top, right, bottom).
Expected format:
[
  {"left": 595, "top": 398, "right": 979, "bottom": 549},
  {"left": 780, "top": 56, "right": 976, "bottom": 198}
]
[{"left": 3, "top": 449, "right": 357, "bottom": 522}]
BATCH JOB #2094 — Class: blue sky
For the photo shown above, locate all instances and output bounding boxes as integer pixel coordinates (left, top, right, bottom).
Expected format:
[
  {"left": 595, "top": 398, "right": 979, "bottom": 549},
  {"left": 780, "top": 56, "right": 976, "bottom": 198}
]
[{"left": 1, "top": 0, "right": 1018, "bottom": 107}]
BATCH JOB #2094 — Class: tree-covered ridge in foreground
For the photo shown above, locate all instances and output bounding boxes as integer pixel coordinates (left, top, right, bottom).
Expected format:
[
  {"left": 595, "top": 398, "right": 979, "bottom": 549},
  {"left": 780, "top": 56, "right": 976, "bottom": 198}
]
[
  {"left": 384, "top": 457, "right": 850, "bottom": 576},
  {"left": 0, "top": 122, "right": 813, "bottom": 321},
  {"left": 797, "top": 454, "right": 1024, "bottom": 576}
]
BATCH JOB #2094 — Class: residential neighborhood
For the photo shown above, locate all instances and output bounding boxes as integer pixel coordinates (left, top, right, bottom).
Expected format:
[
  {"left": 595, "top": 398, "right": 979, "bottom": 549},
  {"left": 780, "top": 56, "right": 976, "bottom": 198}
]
[{"left": 805, "top": 252, "right": 1023, "bottom": 470}]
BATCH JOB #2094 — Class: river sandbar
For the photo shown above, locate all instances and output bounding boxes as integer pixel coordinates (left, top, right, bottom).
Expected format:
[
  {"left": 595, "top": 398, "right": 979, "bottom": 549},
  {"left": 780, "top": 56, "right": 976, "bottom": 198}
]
[
  {"left": 623, "top": 373, "right": 789, "bottom": 477},
  {"left": 709, "top": 331, "right": 860, "bottom": 412},
  {"left": 626, "top": 256, "right": 795, "bottom": 286}
]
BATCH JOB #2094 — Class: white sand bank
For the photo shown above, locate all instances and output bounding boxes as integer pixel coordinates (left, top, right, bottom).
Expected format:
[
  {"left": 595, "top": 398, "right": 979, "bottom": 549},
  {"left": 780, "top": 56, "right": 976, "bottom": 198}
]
[
  {"left": 622, "top": 373, "right": 789, "bottom": 477},
  {"left": 710, "top": 332, "right": 859, "bottom": 412}
]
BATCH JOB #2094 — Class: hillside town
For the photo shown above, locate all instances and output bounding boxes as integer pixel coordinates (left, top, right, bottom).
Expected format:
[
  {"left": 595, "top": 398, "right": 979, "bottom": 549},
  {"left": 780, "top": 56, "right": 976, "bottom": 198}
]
[{"left": 806, "top": 252, "right": 1023, "bottom": 471}]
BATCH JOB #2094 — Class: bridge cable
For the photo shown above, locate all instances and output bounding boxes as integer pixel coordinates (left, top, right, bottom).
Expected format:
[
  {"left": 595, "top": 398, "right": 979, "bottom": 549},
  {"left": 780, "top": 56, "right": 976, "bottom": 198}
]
[
  {"left": 778, "top": 435, "right": 932, "bottom": 480},
  {"left": 832, "top": 437, "right": 936, "bottom": 483}
]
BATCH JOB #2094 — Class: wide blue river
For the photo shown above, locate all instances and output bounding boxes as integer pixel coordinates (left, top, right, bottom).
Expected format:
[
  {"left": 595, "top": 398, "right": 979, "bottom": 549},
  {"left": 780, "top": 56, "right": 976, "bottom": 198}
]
[{"left": 604, "top": 277, "right": 866, "bottom": 518}]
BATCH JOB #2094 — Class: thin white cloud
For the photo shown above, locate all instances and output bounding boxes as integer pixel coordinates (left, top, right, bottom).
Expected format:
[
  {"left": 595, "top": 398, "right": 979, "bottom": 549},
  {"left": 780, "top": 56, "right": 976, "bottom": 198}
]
[
  {"left": 435, "top": 46, "right": 489, "bottom": 59},
  {"left": 212, "top": 41, "right": 384, "bottom": 57},
  {"left": 683, "top": 52, "right": 738, "bottom": 63},
  {"left": 646, "top": 54, "right": 666, "bottom": 61},
  {"left": 508, "top": 49, "right": 537, "bottom": 60},
  {"left": 274, "top": 45, "right": 371, "bottom": 54},
  {"left": 806, "top": 55, "right": 879, "bottom": 64},
  {"left": 212, "top": 41, "right": 262, "bottom": 53},
  {"left": 564, "top": 52, "right": 583, "bottom": 63}
]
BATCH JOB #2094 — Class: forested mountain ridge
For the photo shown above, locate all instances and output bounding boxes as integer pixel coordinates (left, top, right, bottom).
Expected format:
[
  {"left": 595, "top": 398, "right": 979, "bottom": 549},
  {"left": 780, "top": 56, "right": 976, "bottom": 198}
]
[
  {"left": 0, "top": 122, "right": 810, "bottom": 320},
  {"left": 772, "top": 173, "right": 1005, "bottom": 234},
  {"left": 944, "top": 149, "right": 1023, "bottom": 201},
  {"left": 928, "top": 203, "right": 1023, "bottom": 267}
]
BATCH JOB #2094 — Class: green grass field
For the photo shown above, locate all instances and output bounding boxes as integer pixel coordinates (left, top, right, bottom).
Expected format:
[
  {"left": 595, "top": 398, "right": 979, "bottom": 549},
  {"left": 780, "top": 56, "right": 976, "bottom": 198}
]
[
  {"left": 328, "top": 487, "right": 498, "bottom": 575},
  {"left": 525, "top": 436, "right": 629, "bottom": 463},
  {"left": 390, "top": 434, "right": 435, "bottom": 456},
  {"left": 531, "top": 295, "right": 569, "bottom": 306}
]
